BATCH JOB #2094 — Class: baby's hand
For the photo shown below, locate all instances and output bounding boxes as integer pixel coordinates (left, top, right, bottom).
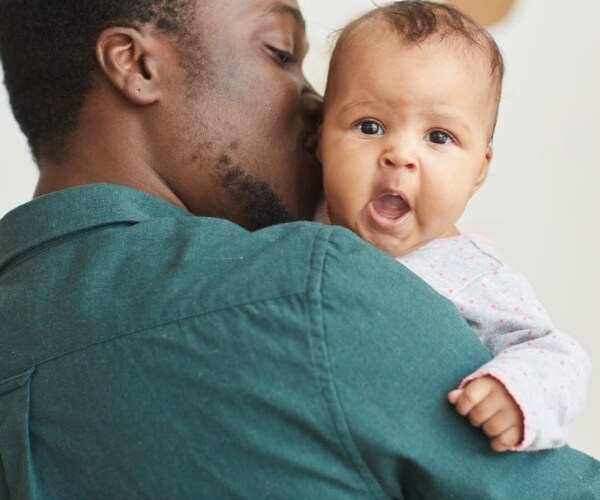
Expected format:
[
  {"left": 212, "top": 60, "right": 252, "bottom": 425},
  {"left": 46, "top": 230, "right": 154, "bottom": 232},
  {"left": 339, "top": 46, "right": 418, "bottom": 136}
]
[{"left": 448, "top": 376, "right": 524, "bottom": 452}]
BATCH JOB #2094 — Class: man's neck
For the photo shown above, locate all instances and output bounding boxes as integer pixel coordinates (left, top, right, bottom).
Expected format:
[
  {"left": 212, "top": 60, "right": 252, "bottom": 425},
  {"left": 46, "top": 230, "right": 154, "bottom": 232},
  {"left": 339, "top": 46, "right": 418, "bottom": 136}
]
[
  {"left": 34, "top": 90, "right": 189, "bottom": 212},
  {"left": 34, "top": 158, "right": 188, "bottom": 213}
]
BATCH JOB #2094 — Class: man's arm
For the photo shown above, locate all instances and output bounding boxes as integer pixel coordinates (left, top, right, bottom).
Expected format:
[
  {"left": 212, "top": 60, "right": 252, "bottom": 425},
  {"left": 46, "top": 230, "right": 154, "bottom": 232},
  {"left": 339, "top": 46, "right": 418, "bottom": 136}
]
[{"left": 314, "top": 228, "right": 600, "bottom": 498}]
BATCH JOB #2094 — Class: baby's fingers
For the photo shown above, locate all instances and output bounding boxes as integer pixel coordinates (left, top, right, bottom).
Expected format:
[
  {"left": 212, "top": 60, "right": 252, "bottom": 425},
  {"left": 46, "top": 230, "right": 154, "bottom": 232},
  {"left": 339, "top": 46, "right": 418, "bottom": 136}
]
[
  {"left": 489, "top": 425, "right": 522, "bottom": 453},
  {"left": 447, "top": 389, "right": 462, "bottom": 405},
  {"left": 452, "top": 380, "right": 492, "bottom": 416}
]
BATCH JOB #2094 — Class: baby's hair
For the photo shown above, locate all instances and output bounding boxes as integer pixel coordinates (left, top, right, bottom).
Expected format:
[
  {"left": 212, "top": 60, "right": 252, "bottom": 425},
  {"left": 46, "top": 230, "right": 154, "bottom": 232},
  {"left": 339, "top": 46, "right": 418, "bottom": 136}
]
[{"left": 327, "top": 0, "right": 505, "bottom": 138}]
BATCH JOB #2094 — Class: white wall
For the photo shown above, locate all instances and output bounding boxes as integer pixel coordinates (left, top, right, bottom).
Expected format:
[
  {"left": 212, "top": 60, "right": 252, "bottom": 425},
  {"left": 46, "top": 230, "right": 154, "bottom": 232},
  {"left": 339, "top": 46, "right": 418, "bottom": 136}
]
[
  {"left": 1, "top": 0, "right": 598, "bottom": 459},
  {"left": 0, "top": 70, "right": 37, "bottom": 213}
]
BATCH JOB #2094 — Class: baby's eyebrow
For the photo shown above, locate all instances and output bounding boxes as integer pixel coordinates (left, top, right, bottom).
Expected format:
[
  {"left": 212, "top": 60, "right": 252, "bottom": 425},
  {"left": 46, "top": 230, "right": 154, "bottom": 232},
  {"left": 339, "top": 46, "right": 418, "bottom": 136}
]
[
  {"left": 340, "top": 101, "right": 377, "bottom": 113},
  {"left": 427, "top": 112, "right": 471, "bottom": 133},
  {"left": 264, "top": 2, "right": 306, "bottom": 32}
]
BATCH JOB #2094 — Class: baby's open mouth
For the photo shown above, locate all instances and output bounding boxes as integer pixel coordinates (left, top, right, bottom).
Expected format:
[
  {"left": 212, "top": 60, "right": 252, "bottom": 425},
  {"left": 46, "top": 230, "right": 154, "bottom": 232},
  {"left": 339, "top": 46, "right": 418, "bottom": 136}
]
[{"left": 372, "top": 194, "right": 410, "bottom": 219}]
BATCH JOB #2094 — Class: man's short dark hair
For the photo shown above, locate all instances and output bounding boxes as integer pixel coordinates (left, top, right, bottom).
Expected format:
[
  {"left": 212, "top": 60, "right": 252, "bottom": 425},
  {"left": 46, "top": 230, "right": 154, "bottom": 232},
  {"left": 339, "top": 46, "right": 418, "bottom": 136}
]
[{"left": 0, "top": 0, "right": 196, "bottom": 161}]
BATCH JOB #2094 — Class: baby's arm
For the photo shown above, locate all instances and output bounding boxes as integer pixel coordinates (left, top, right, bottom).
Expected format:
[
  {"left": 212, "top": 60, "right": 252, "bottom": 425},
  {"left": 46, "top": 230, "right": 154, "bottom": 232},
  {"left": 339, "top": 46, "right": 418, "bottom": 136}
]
[
  {"left": 448, "top": 376, "right": 523, "bottom": 452},
  {"left": 451, "top": 268, "right": 591, "bottom": 451}
]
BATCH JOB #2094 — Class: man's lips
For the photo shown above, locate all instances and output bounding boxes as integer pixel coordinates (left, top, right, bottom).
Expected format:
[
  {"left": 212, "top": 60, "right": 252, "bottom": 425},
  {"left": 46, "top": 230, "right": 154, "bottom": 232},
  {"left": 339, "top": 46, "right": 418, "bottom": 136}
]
[{"left": 302, "top": 132, "right": 318, "bottom": 153}]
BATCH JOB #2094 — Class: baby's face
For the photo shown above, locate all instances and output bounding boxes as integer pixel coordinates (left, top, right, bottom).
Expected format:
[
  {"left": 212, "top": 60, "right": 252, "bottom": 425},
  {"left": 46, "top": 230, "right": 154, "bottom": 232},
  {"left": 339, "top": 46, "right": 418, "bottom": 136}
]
[{"left": 319, "top": 31, "right": 495, "bottom": 256}]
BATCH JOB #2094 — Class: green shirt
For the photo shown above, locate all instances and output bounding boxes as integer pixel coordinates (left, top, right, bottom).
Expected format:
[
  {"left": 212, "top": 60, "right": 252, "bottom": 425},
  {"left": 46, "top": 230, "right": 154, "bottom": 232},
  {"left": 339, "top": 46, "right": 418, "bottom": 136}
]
[{"left": 1, "top": 184, "right": 598, "bottom": 499}]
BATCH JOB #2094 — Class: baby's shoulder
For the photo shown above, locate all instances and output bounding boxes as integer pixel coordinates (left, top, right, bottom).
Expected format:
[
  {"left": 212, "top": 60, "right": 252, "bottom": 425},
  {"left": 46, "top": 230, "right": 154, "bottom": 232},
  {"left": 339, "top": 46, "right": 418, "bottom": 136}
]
[{"left": 398, "top": 235, "right": 507, "bottom": 289}]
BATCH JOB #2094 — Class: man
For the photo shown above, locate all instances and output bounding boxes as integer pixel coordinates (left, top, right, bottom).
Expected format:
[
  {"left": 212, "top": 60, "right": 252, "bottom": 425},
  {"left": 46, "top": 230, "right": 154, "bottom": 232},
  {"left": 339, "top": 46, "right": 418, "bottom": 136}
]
[{"left": 0, "top": 0, "right": 598, "bottom": 498}]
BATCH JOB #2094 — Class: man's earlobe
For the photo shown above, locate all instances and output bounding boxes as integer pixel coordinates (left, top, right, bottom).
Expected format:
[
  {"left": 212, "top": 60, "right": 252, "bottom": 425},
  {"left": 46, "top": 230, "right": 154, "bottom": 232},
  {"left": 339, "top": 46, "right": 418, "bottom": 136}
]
[{"left": 96, "top": 27, "right": 160, "bottom": 106}]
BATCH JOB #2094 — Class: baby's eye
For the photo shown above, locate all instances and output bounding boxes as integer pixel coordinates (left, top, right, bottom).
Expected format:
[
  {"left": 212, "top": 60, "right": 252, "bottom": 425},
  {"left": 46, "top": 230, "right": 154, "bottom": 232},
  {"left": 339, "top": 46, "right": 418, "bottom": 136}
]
[
  {"left": 426, "top": 130, "right": 453, "bottom": 145},
  {"left": 356, "top": 120, "right": 384, "bottom": 136}
]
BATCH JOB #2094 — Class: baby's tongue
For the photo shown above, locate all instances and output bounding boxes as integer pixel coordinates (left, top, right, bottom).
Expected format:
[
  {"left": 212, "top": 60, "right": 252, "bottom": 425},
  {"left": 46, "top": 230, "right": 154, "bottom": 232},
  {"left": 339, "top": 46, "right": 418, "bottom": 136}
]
[{"left": 372, "top": 195, "right": 409, "bottom": 219}]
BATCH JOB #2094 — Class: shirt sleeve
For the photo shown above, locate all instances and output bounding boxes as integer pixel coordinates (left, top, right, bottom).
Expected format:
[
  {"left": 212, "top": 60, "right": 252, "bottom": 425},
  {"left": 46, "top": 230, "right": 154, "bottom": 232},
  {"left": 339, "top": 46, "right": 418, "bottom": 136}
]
[
  {"left": 454, "top": 267, "right": 592, "bottom": 451},
  {"left": 315, "top": 228, "right": 600, "bottom": 498}
]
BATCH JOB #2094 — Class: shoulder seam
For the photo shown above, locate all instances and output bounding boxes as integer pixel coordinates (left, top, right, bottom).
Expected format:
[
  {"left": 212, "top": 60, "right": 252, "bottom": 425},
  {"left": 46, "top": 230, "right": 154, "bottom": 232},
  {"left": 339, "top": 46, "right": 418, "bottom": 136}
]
[
  {"left": 466, "top": 237, "right": 504, "bottom": 267},
  {"left": 305, "top": 227, "right": 386, "bottom": 500}
]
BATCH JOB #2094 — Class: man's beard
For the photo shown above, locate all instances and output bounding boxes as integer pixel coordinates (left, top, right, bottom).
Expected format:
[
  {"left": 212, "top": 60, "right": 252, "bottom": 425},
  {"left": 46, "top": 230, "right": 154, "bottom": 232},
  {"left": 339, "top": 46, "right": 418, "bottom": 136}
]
[{"left": 217, "top": 153, "right": 293, "bottom": 230}]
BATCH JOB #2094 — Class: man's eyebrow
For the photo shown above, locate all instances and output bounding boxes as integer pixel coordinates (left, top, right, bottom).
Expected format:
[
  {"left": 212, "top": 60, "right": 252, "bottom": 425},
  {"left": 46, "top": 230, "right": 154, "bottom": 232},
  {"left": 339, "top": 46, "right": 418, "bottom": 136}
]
[{"left": 264, "top": 2, "right": 306, "bottom": 31}]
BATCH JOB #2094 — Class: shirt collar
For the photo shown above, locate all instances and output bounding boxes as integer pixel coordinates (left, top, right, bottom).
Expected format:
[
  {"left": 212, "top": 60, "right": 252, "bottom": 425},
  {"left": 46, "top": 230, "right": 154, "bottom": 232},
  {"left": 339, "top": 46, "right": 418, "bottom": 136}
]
[{"left": 0, "top": 183, "right": 191, "bottom": 271}]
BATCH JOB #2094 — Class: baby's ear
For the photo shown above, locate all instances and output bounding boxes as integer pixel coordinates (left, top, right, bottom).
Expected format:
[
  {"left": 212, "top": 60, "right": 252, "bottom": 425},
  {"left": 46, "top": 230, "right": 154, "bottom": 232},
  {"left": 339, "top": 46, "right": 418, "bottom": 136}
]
[
  {"left": 472, "top": 145, "right": 493, "bottom": 195},
  {"left": 485, "top": 144, "right": 494, "bottom": 164}
]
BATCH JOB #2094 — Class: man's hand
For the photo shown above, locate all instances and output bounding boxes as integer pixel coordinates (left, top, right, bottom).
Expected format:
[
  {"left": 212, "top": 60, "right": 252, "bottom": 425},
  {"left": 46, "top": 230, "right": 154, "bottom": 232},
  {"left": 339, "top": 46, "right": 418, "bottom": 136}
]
[{"left": 448, "top": 376, "right": 524, "bottom": 452}]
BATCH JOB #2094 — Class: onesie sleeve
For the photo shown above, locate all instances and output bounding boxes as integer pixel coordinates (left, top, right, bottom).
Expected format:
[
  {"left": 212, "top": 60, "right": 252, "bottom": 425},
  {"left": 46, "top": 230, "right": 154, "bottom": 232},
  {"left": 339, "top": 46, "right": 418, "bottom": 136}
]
[
  {"left": 454, "top": 267, "right": 592, "bottom": 451},
  {"left": 312, "top": 228, "right": 600, "bottom": 497}
]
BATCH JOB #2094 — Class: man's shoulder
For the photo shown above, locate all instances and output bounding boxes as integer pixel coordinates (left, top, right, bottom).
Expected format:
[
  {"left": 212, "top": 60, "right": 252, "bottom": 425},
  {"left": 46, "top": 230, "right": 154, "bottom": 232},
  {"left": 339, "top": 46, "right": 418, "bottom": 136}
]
[
  {"left": 153, "top": 218, "right": 389, "bottom": 302},
  {"left": 154, "top": 218, "right": 380, "bottom": 277}
]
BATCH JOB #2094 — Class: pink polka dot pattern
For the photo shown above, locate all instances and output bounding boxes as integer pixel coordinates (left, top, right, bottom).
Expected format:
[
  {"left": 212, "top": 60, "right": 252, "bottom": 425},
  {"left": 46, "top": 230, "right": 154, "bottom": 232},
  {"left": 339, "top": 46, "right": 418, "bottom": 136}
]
[{"left": 396, "top": 234, "right": 591, "bottom": 451}]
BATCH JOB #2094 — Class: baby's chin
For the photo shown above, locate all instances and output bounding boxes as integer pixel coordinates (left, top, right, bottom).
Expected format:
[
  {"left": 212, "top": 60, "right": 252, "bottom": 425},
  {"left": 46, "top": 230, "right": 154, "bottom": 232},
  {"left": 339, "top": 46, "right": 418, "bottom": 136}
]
[{"left": 362, "top": 231, "right": 416, "bottom": 258}]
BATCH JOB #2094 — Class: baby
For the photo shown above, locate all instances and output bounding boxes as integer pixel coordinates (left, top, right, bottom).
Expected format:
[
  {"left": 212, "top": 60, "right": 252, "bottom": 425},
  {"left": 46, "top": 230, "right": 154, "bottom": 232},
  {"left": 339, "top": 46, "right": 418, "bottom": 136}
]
[{"left": 317, "top": 0, "right": 591, "bottom": 452}]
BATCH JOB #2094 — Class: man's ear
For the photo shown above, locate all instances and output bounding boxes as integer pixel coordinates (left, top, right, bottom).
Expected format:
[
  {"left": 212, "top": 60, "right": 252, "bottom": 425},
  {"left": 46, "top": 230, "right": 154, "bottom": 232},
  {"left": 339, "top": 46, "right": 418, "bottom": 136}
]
[
  {"left": 471, "top": 145, "right": 493, "bottom": 196},
  {"left": 95, "top": 27, "right": 161, "bottom": 105}
]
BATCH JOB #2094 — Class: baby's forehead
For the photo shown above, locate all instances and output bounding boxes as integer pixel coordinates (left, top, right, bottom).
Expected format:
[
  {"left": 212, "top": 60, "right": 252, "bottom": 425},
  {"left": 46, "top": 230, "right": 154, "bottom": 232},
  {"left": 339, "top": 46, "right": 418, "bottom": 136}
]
[
  {"left": 342, "top": 16, "right": 482, "bottom": 54},
  {"left": 329, "top": 26, "right": 498, "bottom": 102},
  {"left": 342, "top": 11, "right": 495, "bottom": 61},
  {"left": 330, "top": 18, "right": 500, "bottom": 95},
  {"left": 335, "top": 25, "right": 487, "bottom": 73}
]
